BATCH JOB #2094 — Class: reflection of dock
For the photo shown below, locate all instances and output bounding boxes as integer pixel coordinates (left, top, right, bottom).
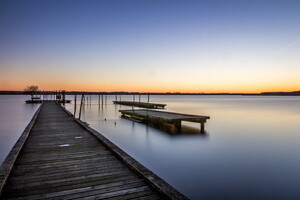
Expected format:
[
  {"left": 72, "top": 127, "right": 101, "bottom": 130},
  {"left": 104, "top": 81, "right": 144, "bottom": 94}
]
[
  {"left": 120, "top": 109, "right": 210, "bottom": 133},
  {"left": 0, "top": 101, "right": 187, "bottom": 199},
  {"left": 113, "top": 101, "right": 166, "bottom": 109}
]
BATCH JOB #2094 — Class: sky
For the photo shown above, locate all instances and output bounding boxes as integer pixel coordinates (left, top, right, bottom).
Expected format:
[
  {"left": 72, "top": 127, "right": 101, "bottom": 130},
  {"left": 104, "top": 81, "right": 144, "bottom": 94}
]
[{"left": 0, "top": 0, "right": 300, "bottom": 93}]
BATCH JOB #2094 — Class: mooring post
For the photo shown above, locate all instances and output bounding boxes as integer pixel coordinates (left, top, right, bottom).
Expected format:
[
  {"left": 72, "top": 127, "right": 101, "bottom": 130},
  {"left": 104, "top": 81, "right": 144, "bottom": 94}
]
[
  {"left": 79, "top": 94, "right": 84, "bottom": 119},
  {"left": 200, "top": 122, "right": 205, "bottom": 133},
  {"left": 98, "top": 94, "right": 100, "bottom": 105},
  {"left": 62, "top": 91, "right": 66, "bottom": 106},
  {"left": 74, "top": 94, "right": 77, "bottom": 117},
  {"left": 83, "top": 95, "right": 86, "bottom": 108},
  {"left": 147, "top": 94, "right": 150, "bottom": 114},
  {"left": 105, "top": 95, "right": 107, "bottom": 105}
]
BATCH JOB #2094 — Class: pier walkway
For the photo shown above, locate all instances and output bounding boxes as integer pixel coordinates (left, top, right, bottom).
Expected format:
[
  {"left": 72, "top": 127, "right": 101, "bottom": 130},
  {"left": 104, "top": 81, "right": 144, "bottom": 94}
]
[{"left": 0, "top": 101, "right": 187, "bottom": 199}]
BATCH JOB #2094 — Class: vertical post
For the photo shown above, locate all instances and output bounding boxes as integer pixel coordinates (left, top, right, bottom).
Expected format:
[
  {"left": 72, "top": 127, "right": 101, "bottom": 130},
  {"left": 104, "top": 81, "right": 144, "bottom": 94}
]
[
  {"left": 79, "top": 94, "right": 84, "bottom": 120},
  {"left": 174, "top": 121, "right": 181, "bottom": 133},
  {"left": 101, "top": 95, "right": 103, "bottom": 105},
  {"left": 74, "top": 94, "right": 77, "bottom": 117},
  {"left": 200, "top": 123, "right": 205, "bottom": 133},
  {"left": 146, "top": 94, "right": 150, "bottom": 115},
  {"left": 115, "top": 95, "right": 117, "bottom": 102},
  {"left": 90, "top": 94, "right": 91, "bottom": 105},
  {"left": 133, "top": 95, "right": 135, "bottom": 102},
  {"left": 105, "top": 95, "right": 107, "bottom": 105},
  {"left": 83, "top": 95, "right": 86, "bottom": 108},
  {"left": 98, "top": 94, "right": 100, "bottom": 105},
  {"left": 120, "top": 95, "right": 121, "bottom": 101},
  {"left": 63, "top": 91, "right": 66, "bottom": 106}
]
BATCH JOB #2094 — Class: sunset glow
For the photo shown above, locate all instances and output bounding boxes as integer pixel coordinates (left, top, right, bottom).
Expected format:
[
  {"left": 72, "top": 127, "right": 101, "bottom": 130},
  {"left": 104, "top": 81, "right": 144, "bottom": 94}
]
[{"left": 0, "top": 0, "right": 299, "bottom": 93}]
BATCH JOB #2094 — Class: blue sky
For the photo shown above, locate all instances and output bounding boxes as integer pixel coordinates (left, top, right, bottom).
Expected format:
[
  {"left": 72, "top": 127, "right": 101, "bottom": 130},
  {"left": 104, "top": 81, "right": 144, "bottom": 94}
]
[{"left": 0, "top": 0, "right": 299, "bottom": 92}]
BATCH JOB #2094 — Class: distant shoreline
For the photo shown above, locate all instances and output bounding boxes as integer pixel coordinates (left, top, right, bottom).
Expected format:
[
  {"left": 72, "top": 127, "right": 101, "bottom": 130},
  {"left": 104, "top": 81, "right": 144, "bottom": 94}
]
[{"left": 0, "top": 91, "right": 300, "bottom": 96}]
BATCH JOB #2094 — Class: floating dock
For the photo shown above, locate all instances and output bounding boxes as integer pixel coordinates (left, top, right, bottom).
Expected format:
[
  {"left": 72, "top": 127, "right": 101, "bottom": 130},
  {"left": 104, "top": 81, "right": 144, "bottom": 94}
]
[
  {"left": 113, "top": 101, "right": 166, "bottom": 109},
  {"left": 120, "top": 109, "right": 210, "bottom": 133},
  {"left": 0, "top": 101, "right": 187, "bottom": 199}
]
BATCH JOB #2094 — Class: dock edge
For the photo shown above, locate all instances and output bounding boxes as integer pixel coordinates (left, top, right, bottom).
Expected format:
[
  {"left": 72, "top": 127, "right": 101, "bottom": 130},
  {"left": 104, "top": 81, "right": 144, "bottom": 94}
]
[{"left": 0, "top": 103, "right": 44, "bottom": 196}]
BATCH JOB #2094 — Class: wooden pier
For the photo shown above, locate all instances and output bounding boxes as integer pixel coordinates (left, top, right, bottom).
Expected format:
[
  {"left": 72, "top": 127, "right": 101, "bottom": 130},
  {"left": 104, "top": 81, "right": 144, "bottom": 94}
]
[
  {"left": 120, "top": 109, "right": 210, "bottom": 133},
  {"left": 25, "top": 100, "right": 71, "bottom": 104},
  {"left": 0, "top": 101, "right": 187, "bottom": 199},
  {"left": 113, "top": 101, "right": 166, "bottom": 109}
]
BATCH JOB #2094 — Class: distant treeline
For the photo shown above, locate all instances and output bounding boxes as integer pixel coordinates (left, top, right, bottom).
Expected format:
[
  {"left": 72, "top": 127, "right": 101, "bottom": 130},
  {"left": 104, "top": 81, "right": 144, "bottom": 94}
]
[
  {"left": 1, "top": 91, "right": 300, "bottom": 96},
  {"left": 260, "top": 91, "right": 300, "bottom": 96}
]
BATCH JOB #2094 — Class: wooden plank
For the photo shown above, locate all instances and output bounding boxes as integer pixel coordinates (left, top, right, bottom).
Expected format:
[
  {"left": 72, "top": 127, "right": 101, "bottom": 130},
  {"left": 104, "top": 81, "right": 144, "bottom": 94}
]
[
  {"left": 113, "top": 101, "right": 166, "bottom": 109},
  {"left": 120, "top": 109, "right": 210, "bottom": 121},
  {"left": 0, "top": 101, "right": 188, "bottom": 200},
  {"left": 4, "top": 177, "right": 145, "bottom": 200},
  {"left": 120, "top": 109, "right": 210, "bottom": 133},
  {"left": 73, "top": 113, "right": 188, "bottom": 199},
  {"left": 5, "top": 174, "right": 141, "bottom": 198}
]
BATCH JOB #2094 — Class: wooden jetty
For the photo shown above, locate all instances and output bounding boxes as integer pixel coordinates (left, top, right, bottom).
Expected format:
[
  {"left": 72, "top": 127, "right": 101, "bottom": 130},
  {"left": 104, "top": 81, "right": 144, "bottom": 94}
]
[
  {"left": 113, "top": 101, "right": 166, "bottom": 109},
  {"left": 120, "top": 109, "right": 210, "bottom": 133},
  {"left": 0, "top": 101, "right": 187, "bottom": 199},
  {"left": 25, "top": 100, "right": 71, "bottom": 104}
]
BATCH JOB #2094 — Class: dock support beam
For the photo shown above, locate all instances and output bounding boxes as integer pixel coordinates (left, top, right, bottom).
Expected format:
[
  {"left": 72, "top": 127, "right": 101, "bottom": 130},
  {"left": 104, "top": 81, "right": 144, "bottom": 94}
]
[
  {"left": 174, "top": 121, "right": 181, "bottom": 133},
  {"left": 200, "top": 122, "right": 205, "bottom": 133}
]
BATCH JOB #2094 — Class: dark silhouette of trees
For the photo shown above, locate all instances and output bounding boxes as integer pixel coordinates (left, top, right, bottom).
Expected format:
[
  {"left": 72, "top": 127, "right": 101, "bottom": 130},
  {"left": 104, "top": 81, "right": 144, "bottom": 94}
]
[{"left": 24, "top": 85, "right": 39, "bottom": 100}]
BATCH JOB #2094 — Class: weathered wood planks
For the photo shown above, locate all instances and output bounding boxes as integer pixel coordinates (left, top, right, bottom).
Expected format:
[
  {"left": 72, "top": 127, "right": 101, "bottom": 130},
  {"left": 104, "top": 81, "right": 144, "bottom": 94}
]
[
  {"left": 0, "top": 101, "right": 188, "bottom": 200},
  {"left": 120, "top": 109, "right": 210, "bottom": 133},
  {"left": 113, "top": 101, "right": 166, "bottom": 109}
]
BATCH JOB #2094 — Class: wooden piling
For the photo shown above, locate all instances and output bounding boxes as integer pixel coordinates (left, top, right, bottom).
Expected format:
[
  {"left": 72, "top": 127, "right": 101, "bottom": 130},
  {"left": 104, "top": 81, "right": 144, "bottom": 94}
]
[
  {"left": 79, "top": 94, "right": 84, "bottom": 119},
  {"left": 74, "top": 94, "right": 77, "bottom": 117}
]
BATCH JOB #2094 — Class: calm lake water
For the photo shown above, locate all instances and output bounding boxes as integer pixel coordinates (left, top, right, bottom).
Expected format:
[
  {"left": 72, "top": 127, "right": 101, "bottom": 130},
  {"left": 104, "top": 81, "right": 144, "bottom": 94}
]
[
  {"left": 1, "top": 95, "right": 300, "bottom": 199},
  {"left": 0, "top": 95, "right": 39, "bottom": 164}
]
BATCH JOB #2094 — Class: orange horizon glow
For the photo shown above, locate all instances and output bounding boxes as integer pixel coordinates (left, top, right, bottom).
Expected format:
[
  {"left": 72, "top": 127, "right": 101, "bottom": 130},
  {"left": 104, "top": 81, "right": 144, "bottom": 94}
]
[{"left": 1, "top": 83, "right": 299, "bottom": 94}]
